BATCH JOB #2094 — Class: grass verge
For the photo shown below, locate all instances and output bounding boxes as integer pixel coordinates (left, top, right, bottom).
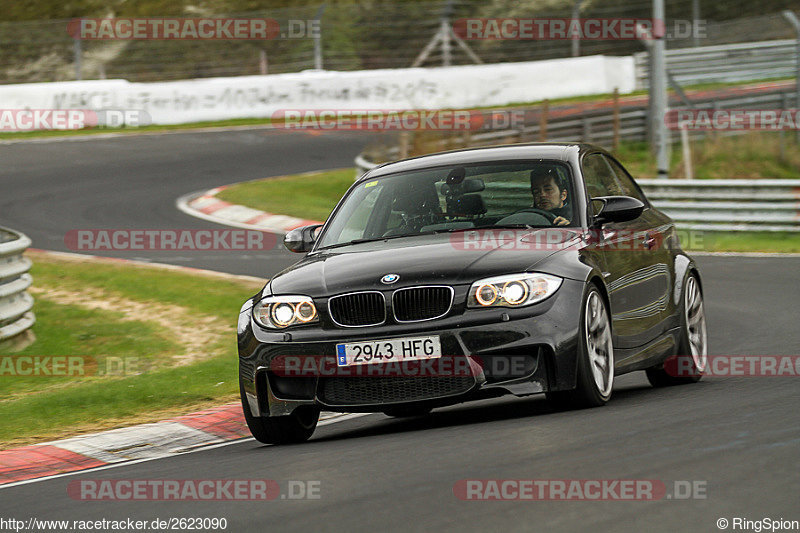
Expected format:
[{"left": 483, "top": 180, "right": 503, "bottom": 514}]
[
  {"left": 614, "top": 133, "right": 800, "bottom": 180},
  {"left": 694, "top": 232, "right": 800, "bottom": 253},
  {"left": 215, "top": 168, "right": 356, "bottom": 222},
  {"left": 0, "top": 252, "right": 263, "bottom": 448}
]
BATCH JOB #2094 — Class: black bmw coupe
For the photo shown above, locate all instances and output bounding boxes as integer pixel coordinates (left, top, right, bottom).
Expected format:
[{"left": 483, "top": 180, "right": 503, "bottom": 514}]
[{"left": 237, "top": 143, "right": 708, "bottom": 444}]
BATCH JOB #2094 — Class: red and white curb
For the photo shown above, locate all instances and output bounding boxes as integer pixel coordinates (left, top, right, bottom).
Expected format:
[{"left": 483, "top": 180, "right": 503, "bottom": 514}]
[
  {"left": 177, "top": 186, "right": 322, "bottom": 235},
  {"left": 0, "top": 404, "right": 351, "bottom": 486}
]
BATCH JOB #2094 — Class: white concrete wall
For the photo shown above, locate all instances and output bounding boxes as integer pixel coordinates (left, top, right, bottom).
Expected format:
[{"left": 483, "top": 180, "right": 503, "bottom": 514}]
[{"left": 0, "top": 55, "right": 635, "bottom": 126}]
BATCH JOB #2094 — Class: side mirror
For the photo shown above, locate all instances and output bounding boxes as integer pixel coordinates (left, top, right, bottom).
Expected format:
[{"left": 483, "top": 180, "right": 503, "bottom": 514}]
[
  {"left": 591, "top": 196, "right": 645, "bottom": 225},
  {"left": 284, "top": 224, "right": 323, "bottom": 253}
]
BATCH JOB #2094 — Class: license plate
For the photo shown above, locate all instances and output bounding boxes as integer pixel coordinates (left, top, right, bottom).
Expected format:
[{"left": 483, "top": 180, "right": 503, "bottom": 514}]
[{"left": 336, "top": 336, "right": 442, "bottom": 367}]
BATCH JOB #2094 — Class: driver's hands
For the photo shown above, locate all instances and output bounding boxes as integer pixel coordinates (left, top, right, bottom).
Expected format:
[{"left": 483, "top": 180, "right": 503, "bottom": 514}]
[{"left": 553, "top": 216, "right": 570, "bottom": 226}]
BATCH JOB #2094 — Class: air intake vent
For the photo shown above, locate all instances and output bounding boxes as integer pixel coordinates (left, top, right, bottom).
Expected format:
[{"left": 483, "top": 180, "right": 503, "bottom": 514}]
[
  {"left": 319, "top": 375, "right": 475, "bottom": 405},
  {"left": 393, "top": 286, "right": 453, "bottom": 322},
  {"left": 328, "top": 291, "right": 386, "bottom": 327}
]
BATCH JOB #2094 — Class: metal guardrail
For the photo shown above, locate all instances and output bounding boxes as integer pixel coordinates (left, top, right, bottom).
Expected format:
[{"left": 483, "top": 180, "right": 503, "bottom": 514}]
[
  {"left": 637, "top": 179, "right": 800, "bottom": 232},
  {"left": 355, "top": 157, "right": 800, "bottom": 232},
  {"left": 635, "top": 39, "right": 798, "bottom": 89},
  {"left": 358, "top": 83, "right": 798, "bottom": 171},
  {"left": 0, "top": 227, "right": 35, "bottom": 346},
  {"left": 475, "top": 86, "right": 796, "bottom": 147}
]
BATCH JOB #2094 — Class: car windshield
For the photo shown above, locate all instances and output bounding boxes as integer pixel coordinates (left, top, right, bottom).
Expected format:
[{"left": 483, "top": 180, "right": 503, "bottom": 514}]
[{"left": 316, "top": 161, "right": 577, "bottom": 249}]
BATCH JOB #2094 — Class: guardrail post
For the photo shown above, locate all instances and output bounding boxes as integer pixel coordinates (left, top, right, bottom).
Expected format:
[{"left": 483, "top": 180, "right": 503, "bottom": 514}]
[
  {"left": 613, "top": 88, "right": 620, "bottom": 151},
  {"left": 313, "top": 4, "right": 326, "bottom": 70},
  {"left": 781, "top": 10, "right": 800, "bottom": 143},
  {"left": 652, "top": 0, "right": 670, "bottom": 178},
  {"left": 0, "top": 227, "right": 35, "bottom": 352},
  {"left": 540, "top": 99, "right": 549, "bottom": 141},
  {"left": 73, "top": 37, "right": 82, "bottom": 81}
]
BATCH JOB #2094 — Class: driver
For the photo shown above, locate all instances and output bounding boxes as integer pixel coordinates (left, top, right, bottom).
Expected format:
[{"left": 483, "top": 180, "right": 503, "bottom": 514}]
[{"left": 531, "top": 167, "right": 572, "bottom": 226}]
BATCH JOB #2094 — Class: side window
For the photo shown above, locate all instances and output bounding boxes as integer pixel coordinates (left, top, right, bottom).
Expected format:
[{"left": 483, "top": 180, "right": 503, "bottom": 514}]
[
  {"left": 582, "top": 153, "right": 623, "bottom": 198},
  {"left": 604, "top": 156, "right": 647, "bottom": 203}
]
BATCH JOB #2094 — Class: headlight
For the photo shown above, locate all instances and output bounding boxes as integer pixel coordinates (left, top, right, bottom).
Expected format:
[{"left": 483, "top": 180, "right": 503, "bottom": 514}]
[
  {"left": 252, "top": 295, "right": 319, "bottom": 329},
  {"left": 467, "top": 273, "right": 562, "bottom": 308}
]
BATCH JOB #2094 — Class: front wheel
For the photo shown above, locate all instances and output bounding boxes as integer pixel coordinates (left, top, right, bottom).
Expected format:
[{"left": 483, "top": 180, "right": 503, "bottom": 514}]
[
  {"left": 547, "top": 285, "right": 614, "bottom": 409},
  {"left": 240, "top": 380, "right": 319, "bottom": 444},
  {"left": 646, "top": 273, "right": 707, "bottom": 387}
]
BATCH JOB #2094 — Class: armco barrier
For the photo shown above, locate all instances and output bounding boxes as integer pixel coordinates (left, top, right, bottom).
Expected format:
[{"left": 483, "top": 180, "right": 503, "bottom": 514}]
[
  {"left": 0, "top": 227, "right": 35, "bottom": 346},
  {"left": 636, "top": 179, "right": 800, "bottom": 232},
  {"left": 355, "top": 155, "right": 800, "bottom": 233},
  {"left": 635, "top": 40, "right": 798, "bottom": 89}
]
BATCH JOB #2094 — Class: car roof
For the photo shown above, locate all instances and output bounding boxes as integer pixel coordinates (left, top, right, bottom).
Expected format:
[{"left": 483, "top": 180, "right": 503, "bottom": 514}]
[{"left": 359, "top": 142, "right": 604, "bottom": 181}]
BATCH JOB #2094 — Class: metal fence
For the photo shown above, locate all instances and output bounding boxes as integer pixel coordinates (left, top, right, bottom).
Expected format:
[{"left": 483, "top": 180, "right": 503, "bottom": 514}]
[
  {"left": 0, "top": 227, "right": 35, "bottom": 348},
  {"left": 635, "top": 39, "right": 799, "bottom": 88},
  {"left": 637, "top": 179, "right": 800, "bottom": 232},
  {"left": 356, "top": 81, "right": 798, "bottom": 164},
  {"left": 1, "top": 1, "right": 797, "bottom": 84}
]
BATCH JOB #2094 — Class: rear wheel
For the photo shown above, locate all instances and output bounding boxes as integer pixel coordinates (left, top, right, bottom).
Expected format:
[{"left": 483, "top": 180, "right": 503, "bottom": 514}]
[
  {"left": 646, "top": 273, "right": 707, "bottom": 386},
  {"left": 240, "top": 380, "right": 319, "bottom": 444},
  {"left": 547, "top": 285, "right": 614, "bottom": 409}
]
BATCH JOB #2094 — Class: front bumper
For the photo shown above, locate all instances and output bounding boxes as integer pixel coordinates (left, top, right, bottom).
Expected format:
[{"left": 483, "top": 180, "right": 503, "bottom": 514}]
[{"left": 238, "top": 278, "right": 584, "bottom": 417}]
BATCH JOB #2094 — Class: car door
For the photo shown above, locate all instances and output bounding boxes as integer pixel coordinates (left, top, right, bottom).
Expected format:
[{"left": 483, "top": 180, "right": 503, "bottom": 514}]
[
  {"left": 604, "top": 155, "right": 676, "bottom": 340},
  {"left": 580, "top": 152, "right": 669, "bottom": 349}
]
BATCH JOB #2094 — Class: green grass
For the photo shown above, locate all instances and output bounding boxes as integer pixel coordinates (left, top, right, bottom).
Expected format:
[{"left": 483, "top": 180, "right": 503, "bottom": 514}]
[
  {"left": 30, "top": 255, "right": 262, "bottom": 318},
  {"left": 614, "top": 133, "right": 800, "bottom": 180},
  {"left": 686, "top": 231, "right": 800, "bottom": 253},
  {"left": 0, "top": 254, "right": 262, "bottom": 447},
  {"left": 215, "top": 168, "right": 357, "bottom": 222},
  {"left": 1, "top": 301, "right": 181, "bottom": 398}
]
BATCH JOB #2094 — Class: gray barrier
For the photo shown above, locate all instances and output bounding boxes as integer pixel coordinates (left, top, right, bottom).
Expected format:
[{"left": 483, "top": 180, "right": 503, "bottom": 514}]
[{"left": 0, "top": 227, "right": 35, "bottom": 347}]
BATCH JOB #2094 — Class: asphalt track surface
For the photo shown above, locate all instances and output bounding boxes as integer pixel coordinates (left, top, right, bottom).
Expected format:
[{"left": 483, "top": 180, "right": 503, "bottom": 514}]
[{"left": 1, "top": 130, "right": 799, "bottom": 532}]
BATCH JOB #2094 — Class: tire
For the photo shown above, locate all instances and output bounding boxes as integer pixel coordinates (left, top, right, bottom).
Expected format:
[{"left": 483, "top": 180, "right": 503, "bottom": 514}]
[
  {"left": 547, "top": 284, "right": 614, "bottom": 409},
  {"left": 239, "top": 380, "right": 319, "bottom": 444},
  {"left": 383, "top": 406, "right": 432, "bottom": 418},
  {"left": 646, "top": 273, "right": 708, "bottom": 387}
]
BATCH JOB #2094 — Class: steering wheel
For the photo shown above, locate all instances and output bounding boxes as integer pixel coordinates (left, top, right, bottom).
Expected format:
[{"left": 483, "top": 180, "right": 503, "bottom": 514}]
[{"left": 513, "top": 208, "right": 559, "bottom": 224}]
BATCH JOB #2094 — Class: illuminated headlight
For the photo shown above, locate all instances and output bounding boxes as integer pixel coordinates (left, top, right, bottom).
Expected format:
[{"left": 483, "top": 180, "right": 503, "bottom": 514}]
[
  {"left": 467, "top": 273, "right": 562, "bottom": 308},
  {"left": 252, "top": 295, "right": 319, "bottom": 329}
]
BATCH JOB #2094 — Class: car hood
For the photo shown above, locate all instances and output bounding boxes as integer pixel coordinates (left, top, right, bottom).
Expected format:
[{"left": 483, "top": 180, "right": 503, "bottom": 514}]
[{"left": 268, "top": 230, "right": 584, "bottom": 296}]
